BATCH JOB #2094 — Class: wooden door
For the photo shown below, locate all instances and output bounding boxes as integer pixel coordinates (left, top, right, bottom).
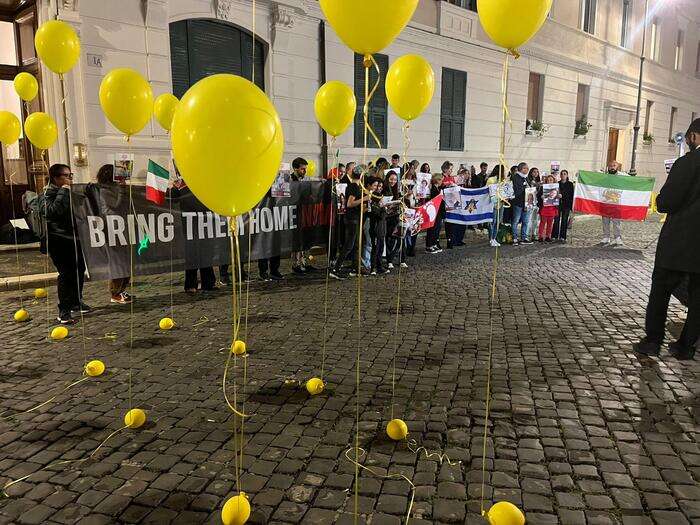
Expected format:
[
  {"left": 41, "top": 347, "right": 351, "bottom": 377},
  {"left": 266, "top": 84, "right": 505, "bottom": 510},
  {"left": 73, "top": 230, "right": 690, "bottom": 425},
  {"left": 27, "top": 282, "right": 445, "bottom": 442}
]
[{"left": 607, "top": 128, "right": 620, "bottom": 166}]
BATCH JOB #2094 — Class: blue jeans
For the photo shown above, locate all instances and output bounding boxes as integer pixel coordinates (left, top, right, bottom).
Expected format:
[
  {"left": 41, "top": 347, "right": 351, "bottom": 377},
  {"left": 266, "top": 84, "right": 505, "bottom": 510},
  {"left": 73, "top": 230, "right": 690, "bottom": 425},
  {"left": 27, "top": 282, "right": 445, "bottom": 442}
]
[
  {"left": 362, "top": 220, "right": 372, "bottom": 268},
  {"left": 490, "top": 205, "right": 502, "bottom": 240},
  {"left": 512, "top": 206, "right": 532, "bottom": 241}
]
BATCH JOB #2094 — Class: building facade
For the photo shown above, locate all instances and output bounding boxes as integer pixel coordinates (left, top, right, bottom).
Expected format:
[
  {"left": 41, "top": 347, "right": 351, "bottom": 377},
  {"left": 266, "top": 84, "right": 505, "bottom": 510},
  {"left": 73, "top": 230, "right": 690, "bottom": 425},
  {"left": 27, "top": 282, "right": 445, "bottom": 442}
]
[{"left": 1, "top": 0, "right": 699, "bottom": 212}]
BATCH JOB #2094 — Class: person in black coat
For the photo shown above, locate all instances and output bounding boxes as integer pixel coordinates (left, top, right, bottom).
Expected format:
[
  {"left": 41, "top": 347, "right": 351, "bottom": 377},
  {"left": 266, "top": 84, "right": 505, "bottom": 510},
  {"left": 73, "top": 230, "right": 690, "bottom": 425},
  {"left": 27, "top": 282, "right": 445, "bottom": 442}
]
[
  {"left": 634, "top": 118, "right": 700, "bottom": 360},
  {"left": 552, "top": 170, "right": 575, "bottom": 241},
  {"left": 44, "top": 163, "right": 89, "bottom": 324}
]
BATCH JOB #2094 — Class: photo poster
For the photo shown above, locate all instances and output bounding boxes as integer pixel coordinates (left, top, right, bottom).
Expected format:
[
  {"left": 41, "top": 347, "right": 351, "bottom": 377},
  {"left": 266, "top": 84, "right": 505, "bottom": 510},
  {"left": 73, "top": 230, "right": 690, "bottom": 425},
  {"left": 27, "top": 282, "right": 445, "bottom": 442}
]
[
  {"left": 550, "top": 161, "right": 561, "bottom": 177},
  {"left": 542, "top": 183, "right": 561, "bottom": 207},
  {"left": 442, "top": 186, "right": 462, "bottom": 212},
  {"left": 401, "top": 208, "right": 421, "bottom": 235},
  {"left": 113, "top": 153, "right": 134, "bottom": 182},
  {"left": 524, "top": 187, "right": 537, "bottom": 209},
  {"left": 335, "top": 183, "right": 347, "bottom": 214},
  {"left": 272, "top": 162, "right": 292, "bottom": 198},
  {"left": 664, "top": 158, "right": 677, "bottom": 175},
  {"left": 415, "top": 173, "right": 432, "bottom": 199},
  {"left": 489, "top": 181, "right": 515, "bottom": 201},
  {"left": 171, "top": 159, "right": 184, "bottom": 188}
]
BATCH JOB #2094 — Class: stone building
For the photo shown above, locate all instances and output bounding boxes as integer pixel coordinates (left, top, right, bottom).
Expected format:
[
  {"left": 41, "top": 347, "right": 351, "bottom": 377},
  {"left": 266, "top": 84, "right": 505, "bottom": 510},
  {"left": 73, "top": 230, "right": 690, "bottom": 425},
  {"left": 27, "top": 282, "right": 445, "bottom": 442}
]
[{"left": 1, "top": 0, "right": 699, "bottom": 222}]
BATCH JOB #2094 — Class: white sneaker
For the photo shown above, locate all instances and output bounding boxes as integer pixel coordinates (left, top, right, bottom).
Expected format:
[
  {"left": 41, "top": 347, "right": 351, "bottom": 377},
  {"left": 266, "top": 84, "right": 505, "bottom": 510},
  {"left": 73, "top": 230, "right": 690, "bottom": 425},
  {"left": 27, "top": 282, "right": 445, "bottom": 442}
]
[
  {"left": 490, "top": 239, "right": 501, "bottom": 247},
  {"left": 601, "top": 237, "right": 610, "bottom": 245},
  {"left": 387, "top": 263, "right": 394, "bottom": 269},
  {"left": 400, "top": 262, "right": 408, "bottom": 268},
  {"left": 613, "top": 237, "right": 623, "bottom": 246}
]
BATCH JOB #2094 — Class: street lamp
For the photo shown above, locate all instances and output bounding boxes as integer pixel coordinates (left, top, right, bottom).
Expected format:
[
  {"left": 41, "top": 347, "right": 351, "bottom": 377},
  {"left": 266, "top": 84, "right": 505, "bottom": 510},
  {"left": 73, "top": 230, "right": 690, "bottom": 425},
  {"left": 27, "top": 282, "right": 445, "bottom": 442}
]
[{"left": 629, "top": 0, "right": 650, "bottom": 177}]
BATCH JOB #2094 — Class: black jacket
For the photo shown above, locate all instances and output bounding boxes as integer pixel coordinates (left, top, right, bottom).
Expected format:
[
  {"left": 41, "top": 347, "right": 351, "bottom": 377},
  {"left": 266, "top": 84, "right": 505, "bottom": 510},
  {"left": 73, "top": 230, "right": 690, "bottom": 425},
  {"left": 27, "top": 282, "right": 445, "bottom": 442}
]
[
  {"left": 512, "top": 174, "right": 532, "bottom": 208},
  {"left": 559, "top": 180, "right": 575, "bottom": 211},
  {"left": 43, "top": 184, "right": 75, "bottom": 240},
  {"left": 655, "top": 148, "right": 700, "bottom": 273}
]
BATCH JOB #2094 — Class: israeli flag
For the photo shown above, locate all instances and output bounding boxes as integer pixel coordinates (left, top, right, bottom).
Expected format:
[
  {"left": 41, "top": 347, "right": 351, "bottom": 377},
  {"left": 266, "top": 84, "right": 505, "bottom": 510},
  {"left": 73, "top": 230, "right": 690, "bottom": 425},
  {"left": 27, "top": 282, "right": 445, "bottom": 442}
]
[{"left": 444, "top": 187, "right": 493, "bottom": 225}]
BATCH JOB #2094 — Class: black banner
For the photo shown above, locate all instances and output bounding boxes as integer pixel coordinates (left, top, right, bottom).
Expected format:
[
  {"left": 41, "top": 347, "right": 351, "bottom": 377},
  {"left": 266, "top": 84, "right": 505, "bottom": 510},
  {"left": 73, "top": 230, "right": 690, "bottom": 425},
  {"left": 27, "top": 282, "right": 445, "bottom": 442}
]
[{"left": 71, "top": 181, "right": 332, "bottom": 281}]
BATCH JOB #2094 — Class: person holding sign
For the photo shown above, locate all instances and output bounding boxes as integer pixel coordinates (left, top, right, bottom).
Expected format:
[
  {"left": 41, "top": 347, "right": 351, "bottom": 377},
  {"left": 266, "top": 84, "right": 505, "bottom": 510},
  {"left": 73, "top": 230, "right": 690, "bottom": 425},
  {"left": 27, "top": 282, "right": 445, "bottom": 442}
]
[
  {"left": 634, "top": 119, "right": 700, "bottom": 360},
  {"left": 536, "top": 175, "right": 560, "bottom": 242}
]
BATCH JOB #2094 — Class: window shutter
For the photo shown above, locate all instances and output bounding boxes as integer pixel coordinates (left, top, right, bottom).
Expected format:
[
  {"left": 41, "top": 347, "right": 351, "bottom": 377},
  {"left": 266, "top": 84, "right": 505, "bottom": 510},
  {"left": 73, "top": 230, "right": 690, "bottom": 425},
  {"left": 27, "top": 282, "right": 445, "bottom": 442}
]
[
  {"left": 169, "top": 21, "right": 190, "bottom": 98},
  {"left": 440, "top": 68, "right": 466, "bottom": 151},
  {"left": 354, "top": 53, "right": 388, "bottom": 148}
]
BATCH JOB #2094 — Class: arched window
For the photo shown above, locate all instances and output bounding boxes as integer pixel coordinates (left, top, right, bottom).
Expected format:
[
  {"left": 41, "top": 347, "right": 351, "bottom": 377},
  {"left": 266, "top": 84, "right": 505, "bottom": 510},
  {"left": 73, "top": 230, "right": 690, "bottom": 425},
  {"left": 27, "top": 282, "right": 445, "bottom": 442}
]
[{"left": 169, "top": 18, "right": 266, "bottom": 98}]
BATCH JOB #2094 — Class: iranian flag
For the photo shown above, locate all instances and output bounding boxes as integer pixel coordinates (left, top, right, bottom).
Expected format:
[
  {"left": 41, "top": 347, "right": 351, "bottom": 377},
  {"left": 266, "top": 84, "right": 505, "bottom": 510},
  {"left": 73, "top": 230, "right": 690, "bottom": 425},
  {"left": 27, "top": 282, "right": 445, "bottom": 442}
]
[
  {"left": 574, "top": 171, "right": 654, "bottom": 221},
  {"left": 146, "top": 160, "right": 170, "bottom": 205}
]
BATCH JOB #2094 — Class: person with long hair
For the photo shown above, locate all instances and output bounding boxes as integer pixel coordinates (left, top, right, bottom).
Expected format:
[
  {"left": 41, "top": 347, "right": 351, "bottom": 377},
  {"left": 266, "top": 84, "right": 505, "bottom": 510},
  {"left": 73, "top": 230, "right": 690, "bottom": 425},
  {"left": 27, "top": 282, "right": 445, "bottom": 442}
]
[
  {"left": 537, "top": 175, "right": 559, "bottom": 242},
  {"left": 553, "top": 169, "right": 574, "bottom": 242},
  {"left": 426, "top": 172, "right": 445, "bottom": 253},
  {"left": 383, "top": 170, "right": 401, "bottom": 268}
]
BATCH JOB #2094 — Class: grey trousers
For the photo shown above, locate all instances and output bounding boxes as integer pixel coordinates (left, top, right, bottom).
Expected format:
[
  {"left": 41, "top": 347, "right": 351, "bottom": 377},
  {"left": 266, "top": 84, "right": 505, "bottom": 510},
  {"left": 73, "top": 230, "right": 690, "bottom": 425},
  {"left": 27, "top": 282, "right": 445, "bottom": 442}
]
[{"left": 602, "top": 217, "right": 621, "bottom": 239}]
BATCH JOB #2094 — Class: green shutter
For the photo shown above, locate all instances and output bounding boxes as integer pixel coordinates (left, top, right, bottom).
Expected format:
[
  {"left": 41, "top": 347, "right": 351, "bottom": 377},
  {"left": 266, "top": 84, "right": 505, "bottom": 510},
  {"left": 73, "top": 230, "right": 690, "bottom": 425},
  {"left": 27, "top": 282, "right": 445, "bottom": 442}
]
[
  {"left": 169, "top": 21, "right": 190, "bottom": 98},
  {"left": 440, "top": 67, "right": 467, "bottom": 151},
  {"left": 354, "top": 53, "right": 388, "bottom": 149}
]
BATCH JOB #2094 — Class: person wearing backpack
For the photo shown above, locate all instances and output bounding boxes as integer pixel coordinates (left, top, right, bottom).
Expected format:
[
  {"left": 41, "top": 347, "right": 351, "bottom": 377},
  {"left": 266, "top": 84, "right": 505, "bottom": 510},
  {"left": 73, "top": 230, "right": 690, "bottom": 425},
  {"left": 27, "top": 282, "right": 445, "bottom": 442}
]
[{"left": 44, "top": 163, "right": 91, "bottom": 324}]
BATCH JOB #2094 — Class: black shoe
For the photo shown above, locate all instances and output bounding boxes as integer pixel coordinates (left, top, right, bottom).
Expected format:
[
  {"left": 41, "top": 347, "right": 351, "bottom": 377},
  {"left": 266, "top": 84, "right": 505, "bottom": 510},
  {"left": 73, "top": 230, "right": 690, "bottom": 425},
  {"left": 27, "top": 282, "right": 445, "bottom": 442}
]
[
  {"left": 521, "top": 239, "right": 534, "bottom": 245},
  {"left": 270, "top": 272, "right": 284, "bottom": 281},
  {"left": 329, "top": 270, "right": 345, "bottom": 280},
  {"left": 303, "top": 265, "right": 318, "bottom": 273},
  {"left": 71, "top": 303, "right": 92, "bottom": 314},
  {"left": 292, "top": 265, "right": 305, "bottom": 275},
  {"left": 669, "top": 341, "right": 695, "bottom": 360},
  {"left": 454, "top": 242, "right": 466, "bottom": 247},
  {"left": 259, "top": 272, "right": 271, "bottom": 282},
  {"left": 57, "top": 312, "right": 76, "bottom": 325},
  {"left": 633, "top": 339, "right": 661, "bottom": 357}
]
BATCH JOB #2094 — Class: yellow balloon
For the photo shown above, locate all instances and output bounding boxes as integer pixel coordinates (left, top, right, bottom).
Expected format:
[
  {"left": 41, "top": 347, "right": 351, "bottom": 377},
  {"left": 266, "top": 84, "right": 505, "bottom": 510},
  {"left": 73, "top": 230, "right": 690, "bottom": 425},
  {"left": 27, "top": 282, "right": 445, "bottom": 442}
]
[
  {"left": 50, "top": 326, "right": 68, "bottom": 340},
  {"left": 222, "top": 493, "right": 251, "bottom": 525},
  {"left": 159, "top": 317, "right": 174, "bottom": 330},
  {"left": 231, "top": 340, "right": 247, "bottom": 355},
  {"left": 306, "top": 378, "right": 324, "bottom": 395},
  {"left": 99, "top": 68, "right": 154, "bottom": 137},
  {"left": 319, "top": 0, "right": 418, "bottom": 56},
  {"left": 0, "top": 111, "right": 21, "bottom": 145},
  {"left": 386, "top": 55, "right": 435, "bottom": 121},
  {"left": 386, "top": 418, "right": 408, "bottom": 441},
  {"left": 478, "top": 0, "right": 553, "bottom": 52},
  {"left": 14, "top": 308, "right": 29, "bottom": 322},
  {"left": 34, "top": 20, "right": 81, "bottom": 74},
  {"left": 487, "top": 501, "right": 526, "bottom": 525},
  {"left": 85, "top": 360, "right": 106, "bottom": 377},
  {"left": 171, "top": 74, "right": 284, "bottom": 217},
  {"left": 14, "top": 72, "right": 38, "bottom": 102},
  {"left": 124, "top": 408, "right": 147, "bottom": 429},
  {"left": 314, "top": 81, "right": 356, "bottom": 137},
  {"left": 153, "top": 93, "right": 179, "bottom": 132},
  {"left": 34, "top": 288, "right": 48, "bottom": 299},
  {"left": 306, "top": 160, "right": 317, "bottom": 178},
  {"left": 24, "top": 112, "right": 58, "bottom": 150}
]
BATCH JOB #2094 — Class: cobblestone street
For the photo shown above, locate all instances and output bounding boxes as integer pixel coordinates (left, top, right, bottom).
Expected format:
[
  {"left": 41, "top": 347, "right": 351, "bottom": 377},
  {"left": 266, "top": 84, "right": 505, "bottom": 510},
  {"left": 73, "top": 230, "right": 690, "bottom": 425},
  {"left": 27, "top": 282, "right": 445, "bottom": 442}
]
[{"left": 0, "top": 218, "right": 698, "bottom": 525}]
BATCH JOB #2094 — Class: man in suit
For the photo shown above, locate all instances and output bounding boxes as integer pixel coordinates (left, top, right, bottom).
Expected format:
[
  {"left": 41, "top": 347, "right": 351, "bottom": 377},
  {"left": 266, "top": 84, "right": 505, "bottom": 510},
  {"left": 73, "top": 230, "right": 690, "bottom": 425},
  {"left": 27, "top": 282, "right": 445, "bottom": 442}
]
[{"left": 634, "top": 119, "right": 700, "bottom": 360}]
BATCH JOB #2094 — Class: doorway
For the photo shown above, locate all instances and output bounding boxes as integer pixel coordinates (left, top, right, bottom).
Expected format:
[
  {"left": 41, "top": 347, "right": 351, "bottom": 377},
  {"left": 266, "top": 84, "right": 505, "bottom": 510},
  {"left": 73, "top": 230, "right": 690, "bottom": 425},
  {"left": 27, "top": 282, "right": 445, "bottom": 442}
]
[{"left": 607, "top": 128, "right": 620, "bottom": 166}]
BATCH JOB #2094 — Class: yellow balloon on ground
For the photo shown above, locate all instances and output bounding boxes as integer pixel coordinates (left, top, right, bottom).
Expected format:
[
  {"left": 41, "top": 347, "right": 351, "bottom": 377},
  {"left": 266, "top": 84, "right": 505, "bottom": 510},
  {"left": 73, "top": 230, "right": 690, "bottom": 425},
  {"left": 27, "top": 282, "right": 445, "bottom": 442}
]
[
  {"left": 478, "top": 0, "right": 553, "bottom": 52},
  {"left": 319, "top": 0, "right": 418, "bottom": 56},
  {"left": 14, "top": 72, "right": 38, "bottom": 102},
  {"left": 159, "top": 317, "right": 174, "bottom": 330},
  {"left": 306, "top": 377, "right": 324, "bottom": 395},
  {"left": 231, "top": 340, "right": 247, "bottom": 355},
  {"left": 50, "top": 326, "right": 68, "bottom": 340},
  {"left": 221, "top": 492, "right": 251, "bottom": 525},
  {"left": 153, "top": 93, "right": 178, "bottom": 132},
  {"left": 487, "top": 501, "right": 526, "bottom": 525},
  {"left": 314, "top": 81, "right": 356, "bottom": 137},
  {"left": 24, "top": 112, "right": 58, "bottom": 150},
  {"left": 171, "top": 74, "right": 284, "bottom": 217},
  {"left": 34, "top": 288, "right": 48, "bottom": 299},
  {"left": 99, "top": 68, "right": 154, "bottom": 137},
  {"left": 386, "top": 418, "right": 408, "bottom": 441},
  {"left": 0, "top": 111, "right": 21, "bottom": 145},
  {"left": 306, "top": 160, "right": 317, "bottom": 178},
  {"left": 386, "top": 55, "right": 435, "bottom": 121},
  {"left": 34, "top": 20, "right": 80, "bottom": 74},
  {"left": 124, "top": 408, "right": 147, "bottom": 429},
  {"left": 14, "top": 308, "right": 29, "bottom": 322},
  {"left": 85, "top": 360, "right": 106, "bottom": 377}
]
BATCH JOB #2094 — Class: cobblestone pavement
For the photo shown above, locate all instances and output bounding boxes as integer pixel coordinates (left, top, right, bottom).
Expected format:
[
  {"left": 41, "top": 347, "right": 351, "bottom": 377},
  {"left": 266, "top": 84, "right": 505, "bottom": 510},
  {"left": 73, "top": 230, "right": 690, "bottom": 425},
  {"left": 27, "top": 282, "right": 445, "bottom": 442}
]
[{"left": 0, "top": 218, "right": 698, "bottom": 525}]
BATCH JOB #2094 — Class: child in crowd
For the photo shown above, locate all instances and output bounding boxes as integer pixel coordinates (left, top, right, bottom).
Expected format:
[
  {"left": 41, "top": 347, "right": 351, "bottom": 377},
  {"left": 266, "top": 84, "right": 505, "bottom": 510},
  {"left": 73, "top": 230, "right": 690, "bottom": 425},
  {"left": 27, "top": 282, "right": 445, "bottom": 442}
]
[
  {"left": 426, "top": 173, "right": 445, "bottom": 253},
  {"left": 537, "top": 175, "right": 559, "bottom": 242}
]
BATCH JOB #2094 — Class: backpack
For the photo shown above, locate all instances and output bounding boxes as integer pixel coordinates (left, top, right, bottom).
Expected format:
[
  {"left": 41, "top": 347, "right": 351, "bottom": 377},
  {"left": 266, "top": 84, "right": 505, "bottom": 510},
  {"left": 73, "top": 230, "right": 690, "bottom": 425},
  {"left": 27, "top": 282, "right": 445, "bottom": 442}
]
[
  {"left": 496, "top": 222, "right": 513, "bottom": 245},
  {"left": 22, "top": 190, "right": 46, "bottom": 241}
]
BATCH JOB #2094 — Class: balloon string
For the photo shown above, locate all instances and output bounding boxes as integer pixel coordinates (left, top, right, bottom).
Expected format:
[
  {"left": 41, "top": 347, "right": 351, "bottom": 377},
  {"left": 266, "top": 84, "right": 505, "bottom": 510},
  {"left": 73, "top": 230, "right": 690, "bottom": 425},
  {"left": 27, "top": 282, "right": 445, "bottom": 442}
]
[
  {"left": 344, "top": 447, "right": 416, "bottom": 524},
  {"left": 41, "top": 152, "right": 51, "bottom": 351},
  {"left": 168, "top": 181, "right": 174, "bottom": 321},
  {"left": 362, "top": 54, "right": 383, "bottom": 151},
  {"left": 406, "top": 438, "right": 460, "bottom": 466},
  {"left": 4, "top": 150, "right": 22, "bottom": 310},
  {"left": 126, "top": 136, "right": 136, "bottom": 412},
  {"left": 320, "top": 136, "right": 339, "bottom": 381},
  {"left": 2, "top": 424, "right": 128, "bottom": 497},
  {"left": 0, "top": 375, "right": 92, "bottom": 421},
  {"left": 480, "top": 51, "right": 511, "bottom": 518}
]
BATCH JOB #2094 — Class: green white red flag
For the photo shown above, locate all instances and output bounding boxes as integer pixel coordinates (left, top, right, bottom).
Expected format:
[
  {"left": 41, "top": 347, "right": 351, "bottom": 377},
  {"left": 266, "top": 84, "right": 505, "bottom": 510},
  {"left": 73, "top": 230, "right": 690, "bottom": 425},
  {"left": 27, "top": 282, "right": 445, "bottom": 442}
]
[
  {"left": 146, "top": 160, "right": 169, "bottom": 205},
  {"left": 574, "top": 171, "right": 654, "bottom": 221}
]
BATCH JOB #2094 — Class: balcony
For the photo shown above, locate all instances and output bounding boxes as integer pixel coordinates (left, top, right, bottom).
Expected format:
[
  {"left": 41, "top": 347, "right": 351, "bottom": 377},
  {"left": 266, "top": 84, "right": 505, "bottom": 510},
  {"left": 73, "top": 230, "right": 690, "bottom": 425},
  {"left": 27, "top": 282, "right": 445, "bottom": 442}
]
[{"left": 437, "top": 0, "right": 478, "bottom": 43}]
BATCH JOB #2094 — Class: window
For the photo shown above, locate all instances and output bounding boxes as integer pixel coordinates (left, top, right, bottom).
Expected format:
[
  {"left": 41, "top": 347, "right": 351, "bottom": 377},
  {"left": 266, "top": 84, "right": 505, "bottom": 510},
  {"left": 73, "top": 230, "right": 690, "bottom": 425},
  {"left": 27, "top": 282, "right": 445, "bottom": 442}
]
[
  {"left": 580, "top": 0, "right": 596, "bottom": 34},
  {"left": 620, "top": 0, "right": 631, "bottom": 48},
  {"left": 650, "top": 19, "right": 659, "bottom": 61},
  {"left": 439, "top": 68, "right": 467, "bottom": 151},
  {"left": 526, "top": 72, "right": 544, "bottom": 131},
  {"left": 644, "top": 100, "right": 654, "bottom": 135},
  {"left": 169, "top": 19, "right": 266, "bottom": 99},
  {"left": 447, "top": 0, "right": 476, "bottom": 11},
  {"left": 669, "top": 107, "right": 678, "bottom": 142},
  {"left": 674, "top": 30, "right": 684, "bottom": 70},
  {"left": 354, "top": 53, "right": 388, "bottom": 148},
  {"left": 575, "top": 84, "right": 590, "bottom": 123}
]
